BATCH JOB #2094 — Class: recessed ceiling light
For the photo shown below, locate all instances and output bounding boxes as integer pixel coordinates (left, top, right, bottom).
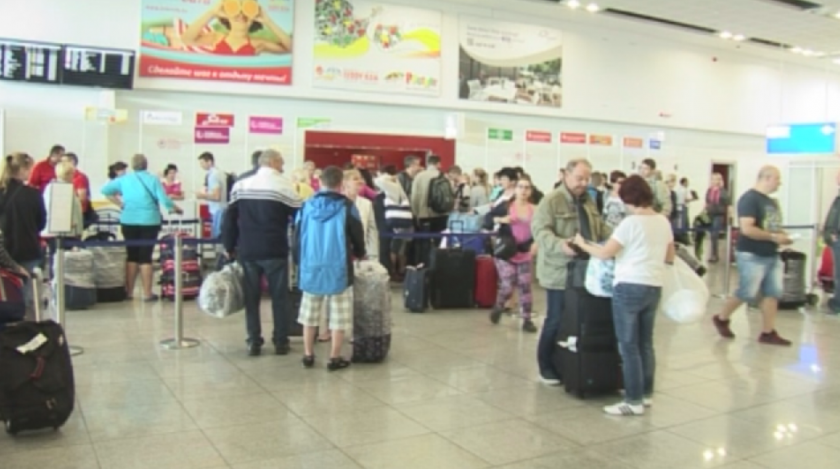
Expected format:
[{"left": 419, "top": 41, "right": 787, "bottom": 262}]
[
  {"left": 567, "top": 0, "right": 581, "bottom": 9},
  {"left": 586, "top": 3, "right": 600, "bottom": 12},
  {"left": 719, "top": 31, "right": 733, "bottom": 39},
  {"left": 791, "top": 46, "right": 803, "bottom": 53},
  {"left": 834, "top": 11, "right": 840, "bottom": 19},
  {"left": 732, "top": 34, "right": 746, "bottom": 41},
  {"left": 803, "top": 49, "right": 815, "bottom": 56},
  {"left": 832, "top": 58, "right": 840, "bottom": 65}
]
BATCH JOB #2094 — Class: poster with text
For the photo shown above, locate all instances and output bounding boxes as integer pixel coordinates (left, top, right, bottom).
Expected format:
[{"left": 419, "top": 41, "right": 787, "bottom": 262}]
[
  {"left": 138, "top": 0, "right": 294, "bottom": 85},
  {"left": 313, "top": 0, "right": 441, "bottom": 96},
  {"left": 459, "top": 16, "right": 563, "bottom": 107}
]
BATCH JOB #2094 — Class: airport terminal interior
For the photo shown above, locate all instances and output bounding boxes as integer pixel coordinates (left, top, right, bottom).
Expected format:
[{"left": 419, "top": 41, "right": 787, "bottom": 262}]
[{"left": 3, "top": 0, "right": 840, "bottom": 468}]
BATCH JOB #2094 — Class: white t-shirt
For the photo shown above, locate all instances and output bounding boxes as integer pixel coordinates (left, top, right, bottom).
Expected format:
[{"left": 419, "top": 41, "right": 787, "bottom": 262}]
[{"left": 611, "top": 214, "right": 674, "bottom": 287}]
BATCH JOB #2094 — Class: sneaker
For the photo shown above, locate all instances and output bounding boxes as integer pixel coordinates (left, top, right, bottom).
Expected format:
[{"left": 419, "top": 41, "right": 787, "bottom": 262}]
[
  {"left": 758, "top": 330, "right": 792, "bottom": 346},
  {"left": 643, "top": 397, "right": 653, "bottom": 407},
  {"left": 489, "top": 308, "right": 504, "bottom": 325},
  {"left": 522, "top": 320, "right": 538, "bottom": 333},
  {"left": 603, "top": 402, "right": 645, "bottom": 416},
  {"left": 539, "top": 374, "right": 562, "bottom": 386},
  {"left": 712, "top": 315, "right": 736, "bottom": 339},
  {"left": 274, "top": 343, "right": 291, "bottom": 356}
]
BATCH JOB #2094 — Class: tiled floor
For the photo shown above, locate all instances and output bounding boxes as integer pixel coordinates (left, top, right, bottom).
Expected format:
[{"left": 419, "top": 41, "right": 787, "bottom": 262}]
[{"left": 4, "top": 267, "right": 840, "bottom": 468}]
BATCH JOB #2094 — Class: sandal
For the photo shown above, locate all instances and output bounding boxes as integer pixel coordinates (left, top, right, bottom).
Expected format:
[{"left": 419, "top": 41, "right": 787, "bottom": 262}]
[
  {"left": 302, "top": 355, "right": 315, "bottom": 369},
  {"left": 327, "top": 357, "right": 351, "bottom": 372}
]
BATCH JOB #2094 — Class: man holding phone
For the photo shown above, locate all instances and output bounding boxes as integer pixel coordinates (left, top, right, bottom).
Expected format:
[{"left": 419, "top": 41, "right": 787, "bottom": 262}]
[
  {"left": 531, "top": 159, "right": 612, "bottom": 385},
  {"left": 712, "top": 166, "right": 793, "bottom": 346}
]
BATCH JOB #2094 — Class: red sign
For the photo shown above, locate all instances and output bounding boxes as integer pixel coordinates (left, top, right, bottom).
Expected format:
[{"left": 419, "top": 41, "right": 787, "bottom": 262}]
[
  {"left": 560, "top": 132, "right": 587, "bottom": 144},
  {"left": 195, "top": 113, "right": 235, "bottom": 128},
  {"left": 526, "top": 131, "right": 552, "bottom": 143},
  {"left": 623, "top": 137, "right": 644, "bottom": 148}
]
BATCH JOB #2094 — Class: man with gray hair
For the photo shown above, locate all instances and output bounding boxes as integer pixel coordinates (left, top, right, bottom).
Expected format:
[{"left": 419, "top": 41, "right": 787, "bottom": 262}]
[
  {"left": 531, "top": 158, "right": 612, "bottom": 385},
  {"left": 222, "top": 149, "right": 303, "bottom": 357}
]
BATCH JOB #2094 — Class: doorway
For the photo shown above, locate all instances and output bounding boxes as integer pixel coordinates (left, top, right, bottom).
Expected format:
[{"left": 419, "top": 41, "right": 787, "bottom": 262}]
[{"left": 711, "top": 162, "right": 736, "bottom": 195}]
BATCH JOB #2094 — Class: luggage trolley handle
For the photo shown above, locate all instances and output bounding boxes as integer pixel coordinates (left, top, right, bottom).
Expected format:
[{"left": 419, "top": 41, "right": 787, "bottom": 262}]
[{"left": 28, "top": 268, "right": 45, "bottom": 322}]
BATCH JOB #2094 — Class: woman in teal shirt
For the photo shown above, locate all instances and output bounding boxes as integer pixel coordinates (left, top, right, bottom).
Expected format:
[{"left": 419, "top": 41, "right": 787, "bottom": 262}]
[{"left": 102, "top": 154, "right": 182, "bottom": 302}]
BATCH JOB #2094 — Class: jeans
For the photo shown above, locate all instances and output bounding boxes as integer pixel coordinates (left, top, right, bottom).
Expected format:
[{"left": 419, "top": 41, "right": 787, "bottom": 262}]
[
  {"left": 612, "top": 283, "right": 661, "bottom": 404},
  {"left": 537, "top": 288, "right": 565, "bottom": 379},
  {"left": 211, "top": 209, "right": 225, "bottom": 239},
  {"left": 734, "top": 251, "right": 783, "bottom": 302},
  {"left": 240, "top": 258, "right": 289, "bottom": 346},
  {"left": 709, "top": 216, "right": 725, "bottom": 259},
  {"left": 830, "top": 241, "right": 840, "bottom": 311}
]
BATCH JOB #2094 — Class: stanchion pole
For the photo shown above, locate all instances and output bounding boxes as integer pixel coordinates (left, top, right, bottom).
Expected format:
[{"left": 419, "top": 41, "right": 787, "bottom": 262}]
[
  {"left": 55, "top": 238, "right": 84, "bottom": 357},
  {"left": 160, "top": 236, "right": 200, "bottom": 350},
  {"left": 809, "top": 223, "right": 819, "bottom": 294},
  {"left": 716, "top": 225, "right": 733, "bottom": 299}
]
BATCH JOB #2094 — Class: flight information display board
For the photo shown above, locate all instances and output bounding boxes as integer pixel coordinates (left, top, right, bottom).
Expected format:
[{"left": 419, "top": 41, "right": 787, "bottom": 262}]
[
  {"left": 61, "top": 45, "right": 135, "bottom": 89},
  {"left": 0, "top": 38, "right": 62, "bottom": 84}
]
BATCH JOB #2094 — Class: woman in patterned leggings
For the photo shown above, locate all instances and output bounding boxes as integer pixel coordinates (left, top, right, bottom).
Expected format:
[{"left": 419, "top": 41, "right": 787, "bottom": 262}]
[{"left": 489, "top": 175, "right": 538, "bottom": 333}]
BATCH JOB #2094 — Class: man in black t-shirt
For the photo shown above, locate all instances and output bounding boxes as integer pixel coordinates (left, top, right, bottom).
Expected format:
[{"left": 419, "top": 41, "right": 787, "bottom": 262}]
[{"left": 712, "top": 166, "right": 793, "bottom": 346}]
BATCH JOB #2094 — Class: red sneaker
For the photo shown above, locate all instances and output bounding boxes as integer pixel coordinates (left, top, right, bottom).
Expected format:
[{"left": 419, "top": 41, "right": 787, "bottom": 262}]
[
  {"left": 758, "top": 330, "right": 792, "bottom": 346},
  {"left": 713, "top": 315, "right": 735, "bottom": 339}
]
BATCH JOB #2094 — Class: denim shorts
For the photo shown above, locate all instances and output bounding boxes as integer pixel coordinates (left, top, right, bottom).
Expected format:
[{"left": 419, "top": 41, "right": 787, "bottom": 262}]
[{"left": 734, "top": 251, "right": 783, "bottom": 301}]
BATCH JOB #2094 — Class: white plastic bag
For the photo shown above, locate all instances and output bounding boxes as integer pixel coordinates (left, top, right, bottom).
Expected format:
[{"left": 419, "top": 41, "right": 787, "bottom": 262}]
[
  {"left": 660, "top": 257, "right": 710, "bottom": 324},
  {"left": 199, "top": 263, "right": 244, "bottom": 319},
  {"left": 585, "top": 258, "right": 616, "bottom": 298}
]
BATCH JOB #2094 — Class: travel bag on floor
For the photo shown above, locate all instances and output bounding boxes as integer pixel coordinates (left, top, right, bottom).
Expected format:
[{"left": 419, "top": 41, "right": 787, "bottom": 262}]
[
  {"left": 0, "top": 320, "right": 75, "bottom": 435},
  {"left": 474, "top": 255, "right": 497, "bottom": 308},
  {"left": 554, "top": 259, "right": 622, "bottom": 399},
  {"left": 159, "top": 233, "right": 202, "bottom": 301},
  {"left": 818, "top": 245, "right": 834, "bottom": 293},
  {"left": 86, "top": 232, "right": 127, "bottom": 303},
  {"left": 352, "top": 261, "right": 392, "bottom": 363},
  {"left": 199, "top": 262, "right": 244, "bottom": 318},
  {"left": 403, "top": 266, "right": 428, "bottom": 313},
  {"left": 54, "top": 249, "right": 97, "bottom": 311},
  {"left": 779, "top": 250, "right": 808, "bottom": 310},
  {"left": 428, "top": 247, "right": 476, "bottom": 309},
  {"left": 0, "top": 270, "right": 26, "bottom": 330}
]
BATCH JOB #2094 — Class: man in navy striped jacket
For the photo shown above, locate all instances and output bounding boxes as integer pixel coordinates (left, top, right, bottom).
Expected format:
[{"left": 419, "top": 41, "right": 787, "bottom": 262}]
[{"left": 222, "top": 149, "right": 303, "bottom": 357}]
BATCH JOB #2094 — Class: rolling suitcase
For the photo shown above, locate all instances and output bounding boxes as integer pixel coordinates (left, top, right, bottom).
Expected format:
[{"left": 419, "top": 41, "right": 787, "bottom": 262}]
[
  {"left": 352, "top": 261, "right": 392, "bottom": 363},
  {"left": 86, "top": 232, "right": 127, "bottom": 303},
  {"left": 0, "top": 318, "right": 75, "bottom": 435},
  {"left": 779, "top": 250, "right": 812, "bottom": 310},
  {"left": 474, "top": 255, "right": 498, "bottom": 308},
  {"left": 428, "top": 247, "right": 476, "bottom": 309},
  {"left": 403, "top": 266, "right": 428, "bottom": 313},
  {"left": 159, "top": 233, "right": 202, "bottom": 301},
  {"left": 288, "top": 289, "right": 303, "bottom": 337},
  {"left": 554, "top": 259, "right": 622, "bottom": 399},
  {"left": 59, "top": 250, "right": 97, "bottom": 311}
]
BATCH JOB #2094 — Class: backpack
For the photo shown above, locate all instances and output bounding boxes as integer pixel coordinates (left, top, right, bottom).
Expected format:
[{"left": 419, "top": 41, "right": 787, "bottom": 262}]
[
  {"left": 427, "top": 175, "right": 455, "bottom": 214},
  {"left": 205, "top": 172, "right": 237, "bottom": 203}
]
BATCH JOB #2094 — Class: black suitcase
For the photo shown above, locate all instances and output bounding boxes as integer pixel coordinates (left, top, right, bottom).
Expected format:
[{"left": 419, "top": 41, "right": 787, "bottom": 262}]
[
  {"left": 553, "top": 260, "right": 622, "bottom": 399},
  {"left": 403, "top": 267, "right": 428, "bottom": 313},
  {"left": 779, "top": 250, "right": 808, "bottom": 310},
  {"left": 0, "top": 320, "right": 75, "bottom": 435},
  {"left": 428, "top": 247, "right": 476, "bottom": 309}
]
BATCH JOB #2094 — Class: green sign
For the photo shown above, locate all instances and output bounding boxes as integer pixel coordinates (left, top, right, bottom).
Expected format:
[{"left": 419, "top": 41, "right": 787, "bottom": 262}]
[
  {"left": 297, "top": 117, "right": 331, "bottom": 129},
  {"left": 487, "top": 128, "right": 514, "bottom": 141}
]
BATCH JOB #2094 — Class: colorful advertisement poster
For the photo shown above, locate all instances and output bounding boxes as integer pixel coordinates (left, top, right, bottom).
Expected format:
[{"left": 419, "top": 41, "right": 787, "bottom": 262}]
[
  {"left": 195, "top": 127, "right": 231, "bottom": 144},
  {"left": 249, "top": 116, "right": 283, "bottom": 134},
  {"left": 459, "top": 16, "right": 563, "bottom": 107},
  {"left": 312, "top": 0, "right": 442, "bottom": 96},
  {"left": 138, "top": 0, "right": 294, "bottom": 85}
]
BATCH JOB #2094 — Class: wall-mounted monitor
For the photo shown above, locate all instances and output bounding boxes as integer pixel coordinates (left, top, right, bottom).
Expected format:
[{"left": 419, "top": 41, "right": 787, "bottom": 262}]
[
  {"left": 61, "top": 45, "right": 135, "bottom": 89},
  {"left": 766, "top": 123, "right": 837, "bottom": 154},
  {"left": 0, "top": 38, "right": 62, "bottom": 85}
]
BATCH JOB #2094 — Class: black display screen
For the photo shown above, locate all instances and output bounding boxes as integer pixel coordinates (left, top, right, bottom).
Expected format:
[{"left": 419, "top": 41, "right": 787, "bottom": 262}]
[
  {"left": 61, "top": 45, "right": 135, "bottom": 89},
  {"left": 0, "top": 38, "right": 62, "bottom": 84}
]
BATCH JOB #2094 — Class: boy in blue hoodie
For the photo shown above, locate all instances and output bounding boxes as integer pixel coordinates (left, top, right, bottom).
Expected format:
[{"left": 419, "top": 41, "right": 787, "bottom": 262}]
[{"left": 295, "top": 166, "right": 366, "bottom": 371}]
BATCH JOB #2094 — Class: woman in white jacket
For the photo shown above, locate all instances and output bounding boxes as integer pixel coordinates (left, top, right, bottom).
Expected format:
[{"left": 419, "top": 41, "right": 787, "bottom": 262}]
[{"left": 376, "top": 167, "right": 411, "bottom": 279}]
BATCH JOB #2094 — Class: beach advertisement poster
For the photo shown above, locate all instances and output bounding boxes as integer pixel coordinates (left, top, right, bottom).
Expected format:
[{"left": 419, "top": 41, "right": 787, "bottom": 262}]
[
  {"left": 139, "top": 0, "right": 294, "bottom": 85},
  {"left": 458, "top": 16, "right": 563, "bottom": 107},
  {"left": 313, "top": 0, "right": 442, "bottom": 96}
]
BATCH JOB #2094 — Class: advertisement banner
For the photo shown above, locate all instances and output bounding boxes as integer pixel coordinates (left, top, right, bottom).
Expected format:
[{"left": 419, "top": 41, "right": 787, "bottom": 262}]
[
  {"left": 196, "top": 113, "right": 235, "bottom": 127},
  {"left": 249, "top": 116, "right": 284, "bottom": 134},
  {"left": 138, "top": 0, "right": 294, "bottom": 85},
  {"left": 459, "top": 16, "right": 563, "bottom": 108},
  {"left": 312, "top": 0, "right": 442, "bottom": 96},
  {"left": 195, "top": 127, "right": 231, "bottom": 144}
]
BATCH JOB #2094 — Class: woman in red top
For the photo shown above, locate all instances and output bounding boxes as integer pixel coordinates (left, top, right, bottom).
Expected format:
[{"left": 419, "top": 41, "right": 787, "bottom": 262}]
[
  {"left": 162, "top": 164, "right": 184, "bottom": 200},
  {"left": 181, "top": 0, "right": 291, "bottom": 55}
]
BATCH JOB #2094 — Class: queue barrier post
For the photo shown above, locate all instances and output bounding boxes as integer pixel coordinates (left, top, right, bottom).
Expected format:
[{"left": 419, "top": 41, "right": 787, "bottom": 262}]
[
  {"left": 55, "top": 238, "right": 84, "bottom": 357},
  {"left": 714, "top": 225, "right": 733, "bottom": 299},
  {"left": 159, "top": 235, "right": 201, "bottom": 350}
]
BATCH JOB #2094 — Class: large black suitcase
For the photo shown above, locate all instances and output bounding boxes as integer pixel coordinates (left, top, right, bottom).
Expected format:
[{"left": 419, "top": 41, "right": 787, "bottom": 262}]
[
  {"left": 288, "top": 289, "right": 303, "bottom": 337},
  {"left": 403, "top": 267, "right": 428, "bottom": 313},
  {"left": 0, "top": 320, "right": 75, "bottom": 435},
  {"left": 553, "top": 260, "right": 622, "bottom": 399},
  {"left": 428, "top": 247, "right": 476, "bottom": 309}
]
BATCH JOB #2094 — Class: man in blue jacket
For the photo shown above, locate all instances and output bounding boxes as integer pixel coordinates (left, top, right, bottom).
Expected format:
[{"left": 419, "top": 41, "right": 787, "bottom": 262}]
[{"left": 295, "top": 166, "right": 366, "bottom": 371}]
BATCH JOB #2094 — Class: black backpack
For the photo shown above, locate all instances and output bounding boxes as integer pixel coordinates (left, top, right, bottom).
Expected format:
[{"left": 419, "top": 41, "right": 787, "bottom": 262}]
[
  {"left": 204, "top": 172, "right": 237, "bottom": 202},
  {"left": 427, "top": 175, "right": 455, "bottom": 214}
]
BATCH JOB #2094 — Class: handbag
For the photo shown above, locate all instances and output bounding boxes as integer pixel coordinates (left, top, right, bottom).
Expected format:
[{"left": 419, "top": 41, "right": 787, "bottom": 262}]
[
  {"left": 492, "top": 225, "right": 517, "bottom": 260},
  {"left": 585, "top": 257, "right": 616, "bottom": 297}
]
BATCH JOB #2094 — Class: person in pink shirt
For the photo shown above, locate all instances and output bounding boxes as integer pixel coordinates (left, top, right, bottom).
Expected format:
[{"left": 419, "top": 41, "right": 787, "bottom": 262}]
[
  {"left": 488, "top": 174, "right": 538, "bottom": 333},
  {"left": 162, "top": 164, "right": 184, "bottom": 200},
  {"left": 305, "top": 160, "right": 320, "bottom": 192}
]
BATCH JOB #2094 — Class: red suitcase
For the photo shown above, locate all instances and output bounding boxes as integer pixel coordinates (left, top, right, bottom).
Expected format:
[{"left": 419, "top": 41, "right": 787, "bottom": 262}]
[{"left": 474, "top": 255, "right": 498, "bottom": 308}]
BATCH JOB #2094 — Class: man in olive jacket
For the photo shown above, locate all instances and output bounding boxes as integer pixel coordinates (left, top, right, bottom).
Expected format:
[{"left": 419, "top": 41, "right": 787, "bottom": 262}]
[{"left": 532, "top": 159, "right": 613, "bottom": 385}]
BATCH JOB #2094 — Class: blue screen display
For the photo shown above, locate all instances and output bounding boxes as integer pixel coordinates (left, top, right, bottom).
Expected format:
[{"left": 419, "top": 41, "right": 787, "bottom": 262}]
[{"left": 766, "top": 123, "right": 837, "bottom": 154}]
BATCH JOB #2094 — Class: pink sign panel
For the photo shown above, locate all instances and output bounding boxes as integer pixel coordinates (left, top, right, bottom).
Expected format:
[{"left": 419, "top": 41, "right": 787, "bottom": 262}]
[
  {"left": 249, "top": 116, "right": 284, "bottom": 135},
  {"left": 194, "top": 127, "right": 230, "bottom": 144},
  {"left": 526, "top": 131, "right": 552, "bottom": 143}
]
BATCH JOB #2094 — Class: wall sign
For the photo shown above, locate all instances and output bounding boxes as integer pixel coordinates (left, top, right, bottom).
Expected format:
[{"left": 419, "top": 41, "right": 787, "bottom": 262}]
[
  {"left": 560, "top": 132, "right": 586, "bottom": 144},
  {"left": 196, "top": 113, "right": 235, "bottom": 127},
  {"left": 487, "top": 128, "right": 514, "bottom": 141},
  {"left": 766, "top": 123, "right": 837, "bottom": 154},
  {"left": 194, "top": 127, "right": 231, "bottom": 144},
  {"left": 249, "top": 116, "right": 284, "bottom": 134},
  {"left": 589, "top": 134, "right": 613, "bottom": 146},
  {"left": 526, "top": 131, "right": 552, "bottom": 143},
  {"left": 142, "top": 110, "right": 183, "bottom": 126},
  {"left": 623, "top": 137, "right": 644, "bottom": 149}
]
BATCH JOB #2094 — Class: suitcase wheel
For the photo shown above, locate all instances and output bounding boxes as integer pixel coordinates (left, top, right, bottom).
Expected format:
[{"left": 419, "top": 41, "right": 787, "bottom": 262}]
[{"left": 807, "top": 294, "right": 819, "bottom": 306}]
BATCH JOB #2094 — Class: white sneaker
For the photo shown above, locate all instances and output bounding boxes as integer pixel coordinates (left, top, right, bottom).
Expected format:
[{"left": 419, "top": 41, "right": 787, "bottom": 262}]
[
  {"left": 603, "top": 402, "right": 645, "bottom": 416},
  {"left": 643, "top": 397, "right": 653, "bottom": 407},
  {"left": 538, "top": 375, "right": 562, "bottom": 386}
]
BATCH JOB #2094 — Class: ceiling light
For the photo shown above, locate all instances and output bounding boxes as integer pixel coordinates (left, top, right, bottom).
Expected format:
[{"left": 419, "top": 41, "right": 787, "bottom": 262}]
[
  {"left": 803, "top": 49, "right": 815, "bottom": 56},
  {"left": 791, "top": 46, "right": 803, "bottom": 54},
  {"left": 834, "top": 12, "right": 840, "bottom": 19},
  {"left": 833, "top": 58, "right": 840, "bottom": 65},
  {"left": 586, "top": 3, "right": 600, "bottom": 12},
  {"left": 719, "top": 31, "right": 733, "bottom": 39},
  {"left": 567, "top": 0, "right": 581, "bottom": 9},
  {"left": 732, "top": 34, "right": 746, "bottom": 41}
]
